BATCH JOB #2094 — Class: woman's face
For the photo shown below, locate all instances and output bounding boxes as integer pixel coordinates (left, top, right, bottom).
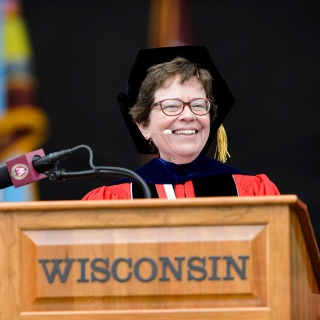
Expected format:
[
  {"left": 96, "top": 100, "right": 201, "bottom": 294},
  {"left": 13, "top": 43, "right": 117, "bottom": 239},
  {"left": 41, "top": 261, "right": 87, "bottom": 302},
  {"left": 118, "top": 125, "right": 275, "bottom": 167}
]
[{"left": 137, "top": 75, "right": 211, "bottom": 164}]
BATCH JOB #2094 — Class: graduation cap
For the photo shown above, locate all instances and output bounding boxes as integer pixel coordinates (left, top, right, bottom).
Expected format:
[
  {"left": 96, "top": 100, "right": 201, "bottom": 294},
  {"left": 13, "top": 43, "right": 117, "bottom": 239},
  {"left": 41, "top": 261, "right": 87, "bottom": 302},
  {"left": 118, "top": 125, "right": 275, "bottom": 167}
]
[{"left": 118, "top": 45, "right": 235, "bottom": 162}]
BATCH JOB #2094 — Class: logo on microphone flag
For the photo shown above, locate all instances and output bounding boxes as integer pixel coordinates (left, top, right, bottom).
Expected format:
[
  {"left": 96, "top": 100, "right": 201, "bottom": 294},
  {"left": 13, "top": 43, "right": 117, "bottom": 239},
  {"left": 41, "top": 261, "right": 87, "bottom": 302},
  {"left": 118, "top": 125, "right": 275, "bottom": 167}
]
[{"left": 11, "top": 164, "right": 29, "bottom": 180}]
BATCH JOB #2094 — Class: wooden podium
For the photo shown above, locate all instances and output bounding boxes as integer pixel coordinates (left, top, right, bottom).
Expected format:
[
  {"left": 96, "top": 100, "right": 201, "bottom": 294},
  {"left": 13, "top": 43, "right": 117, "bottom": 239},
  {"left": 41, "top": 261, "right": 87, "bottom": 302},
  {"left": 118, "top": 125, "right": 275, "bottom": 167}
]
[{"left": 0, "top": 195, "right": 319, "bottom": 320}]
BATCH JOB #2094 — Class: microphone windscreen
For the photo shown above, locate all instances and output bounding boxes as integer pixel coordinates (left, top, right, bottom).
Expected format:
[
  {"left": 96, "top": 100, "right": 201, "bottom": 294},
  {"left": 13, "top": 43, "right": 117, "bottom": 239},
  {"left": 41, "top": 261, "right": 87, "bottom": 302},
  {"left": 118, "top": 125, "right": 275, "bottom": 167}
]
[{"left": 6, "top": 149, "right": 47, "bottom": 187}]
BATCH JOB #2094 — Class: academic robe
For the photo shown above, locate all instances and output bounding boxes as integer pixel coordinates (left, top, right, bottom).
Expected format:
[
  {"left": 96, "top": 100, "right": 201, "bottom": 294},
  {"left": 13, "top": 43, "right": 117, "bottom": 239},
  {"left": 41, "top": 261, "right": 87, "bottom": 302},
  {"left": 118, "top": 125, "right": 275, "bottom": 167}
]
[{"left": 83, "top": 153, "right": 280, "bottom": 200}]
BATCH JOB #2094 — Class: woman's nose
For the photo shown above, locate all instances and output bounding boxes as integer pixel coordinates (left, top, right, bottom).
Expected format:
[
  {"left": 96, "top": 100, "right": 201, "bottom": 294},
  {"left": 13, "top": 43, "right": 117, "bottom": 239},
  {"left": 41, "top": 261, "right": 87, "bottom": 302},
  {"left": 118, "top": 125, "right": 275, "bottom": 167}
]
[{"left": 178, "top": 105, "right": 196, "bottom": 120}]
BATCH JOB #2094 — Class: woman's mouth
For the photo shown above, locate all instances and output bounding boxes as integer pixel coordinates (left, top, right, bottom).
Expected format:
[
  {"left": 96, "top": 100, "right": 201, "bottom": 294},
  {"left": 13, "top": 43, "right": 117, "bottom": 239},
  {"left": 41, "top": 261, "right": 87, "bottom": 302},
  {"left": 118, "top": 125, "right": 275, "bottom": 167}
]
[{"left": 172, "top": 129, "right": 197, "bottom": 135}]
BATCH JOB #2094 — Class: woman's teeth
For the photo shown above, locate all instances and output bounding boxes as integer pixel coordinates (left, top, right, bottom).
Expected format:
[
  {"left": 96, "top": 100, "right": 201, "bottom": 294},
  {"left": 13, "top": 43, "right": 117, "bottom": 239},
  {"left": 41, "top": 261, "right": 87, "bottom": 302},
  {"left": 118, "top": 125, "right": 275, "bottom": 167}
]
[{"left": 173, "top": 129, "right": 196, "bottom": 135}]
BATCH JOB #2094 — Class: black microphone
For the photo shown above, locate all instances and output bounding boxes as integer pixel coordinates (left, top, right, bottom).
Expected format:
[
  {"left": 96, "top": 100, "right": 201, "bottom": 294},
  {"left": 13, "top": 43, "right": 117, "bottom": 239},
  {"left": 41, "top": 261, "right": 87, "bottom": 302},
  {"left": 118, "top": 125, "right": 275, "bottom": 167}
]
[
  {"left": 32, "top": 149, "right": 73, "bottom": 172},
  {"left": 0, "top": 148, "right": 73, "bottom": 189}
]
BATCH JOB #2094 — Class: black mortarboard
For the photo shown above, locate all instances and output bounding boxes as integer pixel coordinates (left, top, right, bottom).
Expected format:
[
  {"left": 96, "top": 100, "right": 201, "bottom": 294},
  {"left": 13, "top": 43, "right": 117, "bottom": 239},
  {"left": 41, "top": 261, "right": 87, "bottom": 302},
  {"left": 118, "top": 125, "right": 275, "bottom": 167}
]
[{"left": 118, "top": 45, "right": 235, "bottom": 158}]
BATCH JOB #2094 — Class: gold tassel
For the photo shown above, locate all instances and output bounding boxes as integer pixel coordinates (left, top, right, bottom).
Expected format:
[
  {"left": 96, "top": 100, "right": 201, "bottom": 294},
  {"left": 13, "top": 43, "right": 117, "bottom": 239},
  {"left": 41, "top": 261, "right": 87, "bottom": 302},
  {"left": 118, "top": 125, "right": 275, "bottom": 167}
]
[{"left": 214, "top": 124, "right": 230, "bottom": 163}]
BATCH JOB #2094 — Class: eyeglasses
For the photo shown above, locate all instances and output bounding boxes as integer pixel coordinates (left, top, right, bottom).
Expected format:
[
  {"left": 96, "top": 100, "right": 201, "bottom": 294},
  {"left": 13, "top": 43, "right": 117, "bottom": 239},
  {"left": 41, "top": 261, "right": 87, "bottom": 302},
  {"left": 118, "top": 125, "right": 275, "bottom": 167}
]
[{"left": 151, "top": 98, "right": 211, "bottom": 116}]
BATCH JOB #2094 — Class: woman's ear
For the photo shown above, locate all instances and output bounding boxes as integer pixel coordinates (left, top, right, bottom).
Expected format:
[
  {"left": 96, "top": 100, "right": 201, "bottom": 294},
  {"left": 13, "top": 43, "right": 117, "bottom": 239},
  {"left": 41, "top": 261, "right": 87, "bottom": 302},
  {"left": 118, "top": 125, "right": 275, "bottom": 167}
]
[{"left": 136, "top": 122, "right": 150, "bottom": 140}]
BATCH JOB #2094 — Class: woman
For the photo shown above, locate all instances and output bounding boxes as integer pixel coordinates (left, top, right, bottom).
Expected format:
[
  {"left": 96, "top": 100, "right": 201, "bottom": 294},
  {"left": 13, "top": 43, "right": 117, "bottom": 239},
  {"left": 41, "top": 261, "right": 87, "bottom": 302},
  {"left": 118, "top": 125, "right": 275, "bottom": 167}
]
[{"left": 83, "top": 46, "right": 279, "bottom": 200}]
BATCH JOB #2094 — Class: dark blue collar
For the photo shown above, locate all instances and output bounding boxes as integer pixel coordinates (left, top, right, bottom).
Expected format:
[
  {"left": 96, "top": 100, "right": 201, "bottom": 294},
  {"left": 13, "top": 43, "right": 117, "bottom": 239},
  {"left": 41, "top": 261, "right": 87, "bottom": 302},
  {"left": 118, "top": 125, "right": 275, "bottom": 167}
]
[{"left": 116, "top": 153, "right": 245, "bottom": 185}]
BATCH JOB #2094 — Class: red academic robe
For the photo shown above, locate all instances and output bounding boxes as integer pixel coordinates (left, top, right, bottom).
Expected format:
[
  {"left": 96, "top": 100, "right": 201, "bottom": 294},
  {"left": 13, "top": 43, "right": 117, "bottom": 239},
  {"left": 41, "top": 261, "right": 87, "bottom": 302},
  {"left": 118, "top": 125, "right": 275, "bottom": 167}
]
[{"left": 83, "top": 173, "right": 280, "bottom": 200}]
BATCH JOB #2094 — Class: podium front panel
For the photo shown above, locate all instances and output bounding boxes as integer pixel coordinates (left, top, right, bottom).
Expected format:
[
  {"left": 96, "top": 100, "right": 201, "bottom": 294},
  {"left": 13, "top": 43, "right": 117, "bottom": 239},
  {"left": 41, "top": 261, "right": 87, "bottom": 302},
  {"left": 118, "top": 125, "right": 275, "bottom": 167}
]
[{"left": 20, "top": 224, "right": 267, "bottom": 311}]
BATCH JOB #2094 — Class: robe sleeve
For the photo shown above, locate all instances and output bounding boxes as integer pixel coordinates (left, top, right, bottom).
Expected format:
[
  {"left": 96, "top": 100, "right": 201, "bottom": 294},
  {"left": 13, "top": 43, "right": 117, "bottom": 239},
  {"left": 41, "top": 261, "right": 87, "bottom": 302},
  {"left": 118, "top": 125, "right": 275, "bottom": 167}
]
[
  {"left": 82, "top": 183, "right": 132, "bottom": 200},
  {"left": 233, "top": 174, "right": 280, "bottom": 196}
]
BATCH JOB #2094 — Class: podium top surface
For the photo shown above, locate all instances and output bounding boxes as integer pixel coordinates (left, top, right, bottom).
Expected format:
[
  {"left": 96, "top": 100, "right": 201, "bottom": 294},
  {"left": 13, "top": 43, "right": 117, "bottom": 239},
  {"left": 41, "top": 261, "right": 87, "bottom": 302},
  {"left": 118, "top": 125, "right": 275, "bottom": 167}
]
[{"left": 0, "top": 194, "right": 307, "bottom": 211}]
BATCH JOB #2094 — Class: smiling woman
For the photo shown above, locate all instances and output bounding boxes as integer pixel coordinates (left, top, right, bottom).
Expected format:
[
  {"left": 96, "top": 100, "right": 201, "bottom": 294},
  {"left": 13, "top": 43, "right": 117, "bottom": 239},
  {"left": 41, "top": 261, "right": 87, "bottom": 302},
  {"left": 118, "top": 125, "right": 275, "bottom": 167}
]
[
  {"left": 137, "top": 75, "right": 211, "bottom": 164},
  {"left": 83, "top": 46, "right": 280, "bottom": 200}
]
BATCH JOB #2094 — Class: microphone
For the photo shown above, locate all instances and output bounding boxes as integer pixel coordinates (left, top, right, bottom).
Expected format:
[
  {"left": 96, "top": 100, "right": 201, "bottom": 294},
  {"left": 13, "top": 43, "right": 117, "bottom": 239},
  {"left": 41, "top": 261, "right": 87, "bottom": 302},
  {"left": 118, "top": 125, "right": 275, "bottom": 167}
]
[
  {"left": 0, "top": 144, "right": 152, "bottom": 198},
  {"left": 151, "top": 129, "right": 173, "bottom": 135},
  {"left": 0, "top": 148, "right": 73, "bottom": 189}
]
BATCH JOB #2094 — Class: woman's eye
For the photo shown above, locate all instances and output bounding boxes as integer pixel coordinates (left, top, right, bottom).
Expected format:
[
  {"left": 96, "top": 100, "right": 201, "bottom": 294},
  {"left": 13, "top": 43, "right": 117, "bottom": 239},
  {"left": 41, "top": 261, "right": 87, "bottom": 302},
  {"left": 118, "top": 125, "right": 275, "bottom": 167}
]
[
  {"left": 192, "top": 104, "right": 205, "bottom": 110},
  {"left": 164, "top": 104, "right": 180, "bottom": 110}
]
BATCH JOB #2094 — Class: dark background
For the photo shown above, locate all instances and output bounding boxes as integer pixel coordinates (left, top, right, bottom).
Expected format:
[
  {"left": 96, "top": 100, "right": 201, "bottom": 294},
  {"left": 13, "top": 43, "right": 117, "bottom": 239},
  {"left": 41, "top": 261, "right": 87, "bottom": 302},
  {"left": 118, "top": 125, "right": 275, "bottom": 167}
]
[{"left": 21, "top": 0, "right": 320, "bottom": 245}]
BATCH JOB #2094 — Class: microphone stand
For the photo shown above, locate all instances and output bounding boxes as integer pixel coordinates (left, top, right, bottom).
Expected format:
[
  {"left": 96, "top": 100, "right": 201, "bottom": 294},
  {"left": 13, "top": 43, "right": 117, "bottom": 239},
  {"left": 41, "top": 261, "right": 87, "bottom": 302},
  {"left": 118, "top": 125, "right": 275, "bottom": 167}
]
[
  {"left": 42, "top": 145, "right": 152, "bottom": 199},
  {"left": 48, "top": 167, "right": 151, "bottom": 199}
]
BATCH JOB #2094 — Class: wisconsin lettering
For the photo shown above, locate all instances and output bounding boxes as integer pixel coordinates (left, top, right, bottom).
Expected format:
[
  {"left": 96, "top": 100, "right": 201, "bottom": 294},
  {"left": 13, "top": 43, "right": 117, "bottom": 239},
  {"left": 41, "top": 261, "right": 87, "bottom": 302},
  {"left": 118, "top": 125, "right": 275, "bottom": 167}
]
[{"left": 38, "top": 255, "right": 250, "bottom": 284}]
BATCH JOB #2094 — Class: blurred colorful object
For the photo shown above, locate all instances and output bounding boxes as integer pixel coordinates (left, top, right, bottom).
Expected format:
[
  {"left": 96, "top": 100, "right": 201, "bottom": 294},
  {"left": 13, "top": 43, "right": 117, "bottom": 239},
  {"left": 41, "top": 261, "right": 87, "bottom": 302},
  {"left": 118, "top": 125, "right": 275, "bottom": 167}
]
[
  {"left": 0, "top": 0, "right": 48, "bottom": 201},
  {"left": 148, "top": 0, "right": 193, "bottom": 47}
]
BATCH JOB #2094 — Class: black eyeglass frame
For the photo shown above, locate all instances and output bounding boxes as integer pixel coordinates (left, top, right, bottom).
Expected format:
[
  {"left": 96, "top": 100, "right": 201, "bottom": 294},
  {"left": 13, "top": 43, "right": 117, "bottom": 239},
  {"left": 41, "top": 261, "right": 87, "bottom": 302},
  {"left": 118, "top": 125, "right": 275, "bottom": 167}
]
[{"left": 151, "top": 98, "right": 212, "bottom": 116}]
